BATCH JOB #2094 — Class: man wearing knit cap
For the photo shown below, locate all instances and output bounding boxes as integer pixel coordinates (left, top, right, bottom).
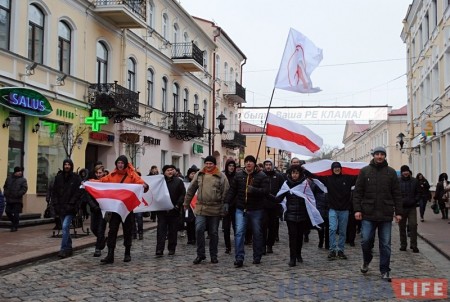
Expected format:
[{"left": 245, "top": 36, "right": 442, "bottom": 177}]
[
  {"left": 184, "top": 155, "right": 229, "bottom": 264},
  {"left": 4, "top": 167, "right": 28, "bottom": 232},
  {"left": 224, "top": 155, "right": 269, "bottom": 267},
  {"left": 398, "top": 165, "right": 420, "bottom": 253},
  {"left": 96, "top": 155, "right": 149, "bottom": 264},
  {"left": 353, "top": 146, "right": 402, "bottom": 282}
]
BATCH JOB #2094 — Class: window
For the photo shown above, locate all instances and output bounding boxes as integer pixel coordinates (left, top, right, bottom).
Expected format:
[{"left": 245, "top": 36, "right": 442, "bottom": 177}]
[
  {"left": 28, "top": 4, "right": 44, "bottom": 63},
  {"left": 173, "top": 23, "right": 179, "bottom": 44},
  {"left": 127, "top": 57, "right": 136, "bottom": 91},
  {"left": 215, "top": 55, "right": 220, "bottom": 79},
  {"left": 184, "top": 32, "right": 189, "bottom": 43},
  {"left": 230, "top": 67, "right": 234, "bottom": 83},
  {"left": 183, "top": 89, "right": 189, "bottom": 112},
  {"left": 203, "top": 50, "right": 208, "bottom": 69},
  {"left": 203, "top": 99, "right": 208, "bottom": 127},
  {"left": 96, "top": 41, "right": 108, "bottom": 84},
  {"left": 445, "top": 48, "right": 450, "bottom": 89},
  {"left": 148, "top": 1, "right": 154, "bottom": 28},
  {"left": 162, "top": 13, "right": 168, "bottom": 40},
  {"left": 194, "top": 94, "right": 199, "bottom": 114},
  {"left": 162, "top": 77, "right": 168, "bottom": 112},
  {"left": 0, "top": 0, "right": 11, "bottom": 50},
  {"left": 224, "top": 62, "right": 228, "bottom": 82},
  {"left": 173, "top": 83, "right": 179, "bottom": 112},
  {"left": 58, "top": 21, "right": 71, "bottom": 74},
  {"left": 147, "top": 68, "right": 154, "bottom": 107}
]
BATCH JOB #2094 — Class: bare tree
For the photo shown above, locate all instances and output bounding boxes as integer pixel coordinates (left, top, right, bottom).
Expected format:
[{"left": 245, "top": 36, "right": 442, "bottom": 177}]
[
  {"left": 57, "top": 125, "right": 88, "bottom": 159},
  {"left": 308, "top": 144, "right": 339, "bottom": 163}
]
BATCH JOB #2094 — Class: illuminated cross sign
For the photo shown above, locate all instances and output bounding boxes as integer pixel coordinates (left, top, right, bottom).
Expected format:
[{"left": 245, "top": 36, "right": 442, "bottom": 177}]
[
  {"left": 85, "top": 109, "right": 108, "bottom": 132},
  {"left": 42, "top": 121, "right": 59, "bottom": 135}
]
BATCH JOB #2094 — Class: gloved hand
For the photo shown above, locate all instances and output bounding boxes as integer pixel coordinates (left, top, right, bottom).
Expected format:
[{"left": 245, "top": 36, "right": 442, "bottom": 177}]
[{"left": 223, "top": 203, "right": 229, "bottom": 214}]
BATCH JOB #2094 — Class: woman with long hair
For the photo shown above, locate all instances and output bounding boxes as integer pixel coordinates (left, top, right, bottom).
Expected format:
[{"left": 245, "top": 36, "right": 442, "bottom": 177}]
[{"left": 416, "top": 173, "right": 431, "bottom": 222}]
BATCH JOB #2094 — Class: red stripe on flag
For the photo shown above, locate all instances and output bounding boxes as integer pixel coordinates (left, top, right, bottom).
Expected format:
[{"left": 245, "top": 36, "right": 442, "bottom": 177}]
[
  {"left": 313, "top": 167, "right": 362, "bottom": 177},
  {"left": 266, "top": 123, "right": 320, "bottom": 152},
  {"left": 85, "top": 187, "right": 141, "bottom": 211}
]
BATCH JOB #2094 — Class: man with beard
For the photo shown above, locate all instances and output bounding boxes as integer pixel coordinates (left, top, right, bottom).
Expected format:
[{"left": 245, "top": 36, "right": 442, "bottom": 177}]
[{"left": 52, "top": 159, "right": 82, "bottom": 258}]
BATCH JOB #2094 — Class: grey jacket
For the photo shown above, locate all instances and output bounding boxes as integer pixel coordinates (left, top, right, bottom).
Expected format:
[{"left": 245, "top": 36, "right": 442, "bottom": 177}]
[{"left": 3, "top": 175, "right": 28, "bottom": 204}]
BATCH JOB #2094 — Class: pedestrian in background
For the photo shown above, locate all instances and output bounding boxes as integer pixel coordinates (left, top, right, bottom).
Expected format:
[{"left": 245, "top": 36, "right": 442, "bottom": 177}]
[
  {"left": 415, "top": 173, "right": 430, "bottom": 222},
  {"left": 52, "top": 160, "right": 82, "bottom": 258},
  {"left": 147, "top": 165, "right": 159, "bottom": 222},
  {"left": 398, "top": 165, "right": 420, "bottom": 253},
  {"left": 0, "top": 188, "right": 5, "bottom": 219},
  {"left": 434, "top": 173, "right": 449, "bottom": 220},
  {"left": 353, "top": 146, "right": 402, "bottom": 282},
  {"left": 222, "top": 159, "right": 237, "bottom": 254},
  {"left": 184, "top": 164, "right": 199, "bottom": 245},
  {"left": 184, "top": 156, "right": 229, "bottom": 264},
  {"left": 4, "top": 167, "right": 28, "bottom": 232}
]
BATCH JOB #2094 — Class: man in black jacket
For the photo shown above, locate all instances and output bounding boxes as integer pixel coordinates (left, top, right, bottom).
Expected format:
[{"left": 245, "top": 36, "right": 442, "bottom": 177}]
[
  {"left": 398, "top": 165, "right": 420, "bottom": 253},
  {"left": 52, "top": 159, "right": 82, "bottom": 258},
  {"left": 3, "top": 166, "right": 28, "bottom": 232},
  {"left": 224, "top": 155, "right": 269, "bottom": 267}
]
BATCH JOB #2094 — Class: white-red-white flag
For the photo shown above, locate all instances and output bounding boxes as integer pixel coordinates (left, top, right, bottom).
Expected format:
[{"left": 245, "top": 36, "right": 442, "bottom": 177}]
[
  {"left": 266, "top": 113, "right": 323, "bottom": 157},
  {"left": 83, "top": 182, "right": 143, "bottom": 222},
  {"left": 303, "top": 159, "right": 368, "bottom": 176},
  {"left": 274, "top": 28, "right": 323, "bottom": 93},
  {"left": 133, "top": 175, "right": 174, "bottom": 213}
]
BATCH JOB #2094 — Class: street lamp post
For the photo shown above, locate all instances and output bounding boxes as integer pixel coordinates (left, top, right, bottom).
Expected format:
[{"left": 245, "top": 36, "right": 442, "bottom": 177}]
[{"left": 196, "top": 110, "right": 227, "bottom": 156}]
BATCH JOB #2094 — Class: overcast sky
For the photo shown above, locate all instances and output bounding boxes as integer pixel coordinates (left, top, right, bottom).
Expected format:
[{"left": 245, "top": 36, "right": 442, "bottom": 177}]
[{"left": 180, "top": 0, "right": 412, "bottom": 151}]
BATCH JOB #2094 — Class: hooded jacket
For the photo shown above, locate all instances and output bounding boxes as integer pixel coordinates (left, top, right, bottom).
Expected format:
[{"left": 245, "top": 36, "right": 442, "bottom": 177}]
[
  {"left": 52, "top": 159, "right": 82, "bottom": 216},
  {"left": 317, "top": 165, "right": 357, "bottom": 211},
  {"left": 353, "top": 159, "right": 403, "bottom": 221}
]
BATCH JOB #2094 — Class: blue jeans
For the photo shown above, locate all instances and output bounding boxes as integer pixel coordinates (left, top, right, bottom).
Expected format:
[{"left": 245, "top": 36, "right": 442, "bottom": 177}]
[
  {"left": 328, "top": 209, "right": 349, "bottom": 252},
  {"left": 195, "top": 215, "right": 220, "bottom": 258},
  {"left": 235, "top": 209, "right": 264, "bottom": 262},
  {"left": 360, "top": 220, "right": 392, "bottom": 274},
  {"left": 60, "top": 215, "right": 74, "bottom": 251}
]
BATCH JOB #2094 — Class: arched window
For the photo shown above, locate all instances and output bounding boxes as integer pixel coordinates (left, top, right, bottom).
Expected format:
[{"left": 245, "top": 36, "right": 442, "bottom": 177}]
[
  {"left": 28, "top": 4, "right": 45, "bottom": 63},
  {"left": 162, "top": 77, "right": 168, "bottom": 112},
  {"left": 224, "top": 62, "right": 228, "bottom": 82},
  {"left": 0, "top": 0, "right": 11, "bottom": 50},
  {"left": 183, "top": 89, "right": 189, "bottom": 112},
  {"left": 173, "top": 23, "right": 179, "bottom": 44},
  {"left": 96, "top": 41, "right": 108, "bottom": 84},
  {"left": 58, "top": 21, "right": 71, "bottom": 74},
  {"left": 183, "top": 32, "right": 189, "bottom": 43},
  {"left": 203, "top": 50, "right": 208, "bottom": 69},
  {"left": 127, "top": 57, "right": 136, "bottom": 91},
  {"left": 230, "top": 67, "right": 234, "bottom": 83},
  {"left": 215, "top": 55, "right": 220, "bottom": 79},
  {"left": 162, "top": 13, "right": 168, "bottom": 39},
  {"left": 194, "top": 94, "right": 199, "bottom": 114},
  {"left": 173, "top": 83, "right": 179, "bottom": 112},
  {"left": 147, "top": 68, "right": 154, "bottom": 107}
]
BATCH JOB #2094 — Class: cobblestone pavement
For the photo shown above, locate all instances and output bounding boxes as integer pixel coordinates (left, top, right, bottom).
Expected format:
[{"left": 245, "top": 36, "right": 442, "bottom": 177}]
[{"left": 0, "top": 222, "right": 449, "bottom": 302}]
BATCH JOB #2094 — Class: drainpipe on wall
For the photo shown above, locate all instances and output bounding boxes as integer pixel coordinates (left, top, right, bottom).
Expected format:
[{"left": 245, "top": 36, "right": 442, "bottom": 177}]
[{"left": 212, "top": 27, "right": 222, "bottom": 156}]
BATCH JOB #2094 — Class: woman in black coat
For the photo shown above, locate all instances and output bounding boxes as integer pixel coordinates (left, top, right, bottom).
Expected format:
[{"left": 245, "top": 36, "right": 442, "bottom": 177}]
[{"left": 276, "top": 165, "right": 312, "bottom": 267}]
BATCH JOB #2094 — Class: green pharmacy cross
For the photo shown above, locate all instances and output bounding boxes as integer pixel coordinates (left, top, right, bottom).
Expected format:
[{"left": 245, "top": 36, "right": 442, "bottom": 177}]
[{"left": 85, "top": 109, "right": 108, "bottom": 132}]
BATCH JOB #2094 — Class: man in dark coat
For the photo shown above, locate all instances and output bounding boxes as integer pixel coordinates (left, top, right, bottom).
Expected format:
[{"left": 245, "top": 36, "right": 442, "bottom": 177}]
[
  {"left": 3, "top": 166, "right": 28, "bottom": 232},
  {"left": 224, "top": 155, "right": 269, "bottom": 267},
  {"left": 353, "top": 146, "right": 402, "bottom": 282},
  {"left": 52, "top": 159, "right": 82, "bottom": 258}
]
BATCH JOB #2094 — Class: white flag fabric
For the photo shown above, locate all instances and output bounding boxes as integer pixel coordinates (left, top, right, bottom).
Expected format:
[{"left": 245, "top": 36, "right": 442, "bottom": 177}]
[
  {"left": 83, "top": 182, "right": 143, "bottom": 222},
  {"left": 276, "top": 180, "right": 324, "bottom": 228},
  {"left": 303, "top": 159, "right": 368, "bottom": 176},
  {"left": 266, "top": 113, "right": 323, "bottom": 157},
  {"left": 134, "top": 175, "right": 174, "bottom": 213},
  {"left": 274, "top": 28, "right": 323, "bottom": 93}
]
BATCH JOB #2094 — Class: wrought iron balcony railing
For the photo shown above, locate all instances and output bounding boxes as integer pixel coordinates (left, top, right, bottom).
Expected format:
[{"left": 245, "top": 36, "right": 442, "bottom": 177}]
[
  {"left": 222, "top": 131, "right": 246, "bottom": 149},
  {"left": 168, "top": 111, "right": 202, "bottom": 141},
  {"left": 223, "top": 81, "right": 246, "bottom": 104},
  {"left": 171, "top": 42, "right": 204, "bottom": 72},
  {"left": 93, "top": 0, "right": 147, "bottom": 28},
  {"left": 88, "top": 82, "right": 140, "bottom": 123}
]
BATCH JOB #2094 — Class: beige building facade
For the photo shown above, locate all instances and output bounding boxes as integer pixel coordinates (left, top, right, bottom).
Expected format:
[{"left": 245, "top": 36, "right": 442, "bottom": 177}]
[{"left": 0, "top": 0, "right": 246, "bottom": 215}]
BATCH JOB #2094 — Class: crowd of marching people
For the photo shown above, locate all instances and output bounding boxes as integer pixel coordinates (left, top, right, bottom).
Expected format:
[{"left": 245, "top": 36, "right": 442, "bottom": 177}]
[{"left": 34, "top": 145, "right": 450, "bottom": 282}]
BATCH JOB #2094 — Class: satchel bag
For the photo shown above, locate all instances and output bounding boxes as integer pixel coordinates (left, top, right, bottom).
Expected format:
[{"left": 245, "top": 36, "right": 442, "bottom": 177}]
[{"left": 431, "top": 200, "right": 440, "bottom": 214}]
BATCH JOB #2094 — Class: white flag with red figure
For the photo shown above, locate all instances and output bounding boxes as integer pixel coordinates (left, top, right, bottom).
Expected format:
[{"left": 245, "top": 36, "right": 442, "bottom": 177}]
[
  {"left": 274, "top": 28, "right": 323, "bottom": 93},
  {"left": 303, "top": 159, "right": 368, "bottom": 176},
  {"left": 133, "top": 175, "right": 174, "bottom": 213},
  {"left": 266, "top": 113, "right": 323, "bottom": 157},
  {"left": 83, "top": 182, "right": 143, "bottom": 222}
]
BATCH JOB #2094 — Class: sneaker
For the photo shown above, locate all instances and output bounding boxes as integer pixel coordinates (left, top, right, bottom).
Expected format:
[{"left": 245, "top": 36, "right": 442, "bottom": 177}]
[
  {"left": 327, "top": 251, "right": 337, "bottom": 260},
  {"left": 381, "top": 272, "right": 392, "bottom": 282},
  {"left": 360, "top": 262, "right": 369, "bottom": 273},
  {"left": 337, "top": 251, "right": 347, "bottom": 260},
  {"left": 234, "top": 260, "right": 243, "bottom": 268},
  {"left": 412, "top": 247, "right": 419, "bottom": 253}
]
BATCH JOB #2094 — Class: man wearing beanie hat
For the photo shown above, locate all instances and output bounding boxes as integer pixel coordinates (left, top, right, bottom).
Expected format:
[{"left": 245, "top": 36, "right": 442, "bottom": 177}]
[
  {"left": 398, "top": 165, "right": 420, "bottom": 253},
  {"left": 353, "top": 146, "right": 403, "bottom": 282},
  {"left": 3, "top": 166, "right": 28, "bottom": 232},
  {"left": 51, "top": 159, "right": 81, "bottom": 258},
  {"left": 312, "top": 161, "right": 357, "bottom": 261},
  {"left": 95, "top": 155, "right": 149, "bottom": 264},
  {"left": 224, "top": 154, "right": 269, "bottom": 267},
  {"left": 184, "top": 156, "right": 228, "bottom": 264}
]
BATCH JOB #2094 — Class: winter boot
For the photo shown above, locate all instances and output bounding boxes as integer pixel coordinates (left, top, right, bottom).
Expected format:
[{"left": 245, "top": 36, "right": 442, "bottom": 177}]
[
  {"left": 101, "top": 247, "right": 114, "bottom": 264},
  {"left": 288, "top": 257, "right": 296, "bottom": 267},
  {"left": 124, "top": 246, "right": 131, "bottom": 262}
]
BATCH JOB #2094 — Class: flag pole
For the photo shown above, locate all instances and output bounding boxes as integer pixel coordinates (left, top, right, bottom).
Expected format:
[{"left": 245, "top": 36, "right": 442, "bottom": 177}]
[{"left": 256, "top": 87, "right": 275, "bottom": 162}]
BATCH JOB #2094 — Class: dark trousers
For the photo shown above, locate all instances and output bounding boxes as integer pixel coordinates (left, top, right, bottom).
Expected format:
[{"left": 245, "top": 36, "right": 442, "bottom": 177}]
[
  {"left": 132, "top": 212, "right": 144, "bottom": 236},
  {"left": 317, "top": 217, "right": 329, "bottom": 248},
  {"left": 156, "top": 213, "right": 179, "bottom": 252},
  {"left": 346, "top": 212, "right": 357, "bottom": 244},
  {"left": 107, "top": 212, "right": 133, "bottom": 249},
  {"left": 286, "top": 220, "right": 309, "bottom": 258},
  {"left": 186, "top": 219, "right": 196, "bottom": 243},
  {"left": 90, "top": 209, "right": 107, "bottom": 250},
  {"left": 263, "top": 209, "right": 279, "bottom": 248},
  {"left": 222, "top": 208, "right": 235, "bottom": 249},
  {"left": 5, "top": 203, "right": 22, "bottom": 229}
]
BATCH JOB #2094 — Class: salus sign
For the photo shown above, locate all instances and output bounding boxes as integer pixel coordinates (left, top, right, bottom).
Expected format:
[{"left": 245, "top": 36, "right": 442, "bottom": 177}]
[{"left": 0, "top": 87, "right": 53, "bottom": 116}]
